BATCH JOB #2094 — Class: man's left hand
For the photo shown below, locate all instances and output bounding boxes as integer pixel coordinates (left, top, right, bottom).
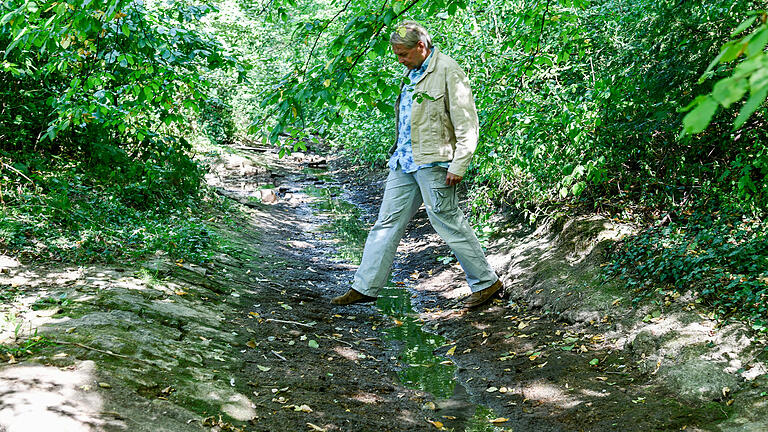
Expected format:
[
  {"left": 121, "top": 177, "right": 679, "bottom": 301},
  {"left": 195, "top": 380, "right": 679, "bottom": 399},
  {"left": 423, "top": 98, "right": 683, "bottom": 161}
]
[{"left": 445, "top": 172, "right": 463, "bottom": 186}]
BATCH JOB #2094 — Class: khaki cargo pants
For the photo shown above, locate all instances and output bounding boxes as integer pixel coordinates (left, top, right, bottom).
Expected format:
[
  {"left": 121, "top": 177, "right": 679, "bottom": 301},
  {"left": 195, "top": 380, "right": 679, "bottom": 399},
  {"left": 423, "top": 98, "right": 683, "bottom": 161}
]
[{"left": 352, "top": 166, "right": 498, "bottom": 297}]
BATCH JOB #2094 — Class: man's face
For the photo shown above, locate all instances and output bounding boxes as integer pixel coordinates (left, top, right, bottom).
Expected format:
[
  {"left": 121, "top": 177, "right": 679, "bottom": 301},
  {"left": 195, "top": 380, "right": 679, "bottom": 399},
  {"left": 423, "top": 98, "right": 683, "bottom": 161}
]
[{"left": 392, "top": 41, "right": 429, "bottom": 70}]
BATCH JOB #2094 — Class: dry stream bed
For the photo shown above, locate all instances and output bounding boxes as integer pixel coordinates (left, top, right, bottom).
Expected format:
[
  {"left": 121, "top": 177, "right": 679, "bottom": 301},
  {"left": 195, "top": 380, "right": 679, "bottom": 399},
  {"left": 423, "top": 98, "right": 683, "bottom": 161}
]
[{"left": 1, "top": 145, "right": 767, "bottom": 431}]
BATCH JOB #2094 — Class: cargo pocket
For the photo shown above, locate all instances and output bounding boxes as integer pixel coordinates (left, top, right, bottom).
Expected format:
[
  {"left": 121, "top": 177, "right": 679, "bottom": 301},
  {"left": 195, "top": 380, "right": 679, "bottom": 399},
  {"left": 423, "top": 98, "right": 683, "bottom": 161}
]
[{"left": 431, "top": 184, "right": 457, "bottom": 215}]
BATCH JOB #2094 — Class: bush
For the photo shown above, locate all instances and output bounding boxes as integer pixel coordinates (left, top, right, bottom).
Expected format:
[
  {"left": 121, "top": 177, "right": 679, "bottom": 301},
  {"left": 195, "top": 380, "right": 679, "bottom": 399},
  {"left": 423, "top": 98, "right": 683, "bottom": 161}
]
[{"left": 607, "top": 207, "right": 768, "bottom": 330}]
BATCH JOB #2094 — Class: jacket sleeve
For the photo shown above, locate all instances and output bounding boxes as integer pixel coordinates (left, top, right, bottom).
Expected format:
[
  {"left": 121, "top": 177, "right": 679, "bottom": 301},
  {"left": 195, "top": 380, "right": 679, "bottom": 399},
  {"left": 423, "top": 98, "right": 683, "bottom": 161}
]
[{"left": 446, "top": 66, "right": 479, "bottom": 178}]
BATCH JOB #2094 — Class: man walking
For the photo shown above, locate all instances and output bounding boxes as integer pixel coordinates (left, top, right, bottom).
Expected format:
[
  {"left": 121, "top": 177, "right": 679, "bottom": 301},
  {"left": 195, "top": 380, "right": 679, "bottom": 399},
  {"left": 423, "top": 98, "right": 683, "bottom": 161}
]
[{"left": 331, "top": 21, "right": 502, "bottom": 308}]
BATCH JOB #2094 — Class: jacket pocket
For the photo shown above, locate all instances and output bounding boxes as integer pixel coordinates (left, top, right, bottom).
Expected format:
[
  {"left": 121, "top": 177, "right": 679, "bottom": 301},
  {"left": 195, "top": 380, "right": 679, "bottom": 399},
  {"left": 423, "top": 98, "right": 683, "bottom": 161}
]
[{"left": 414, "top": 91, "right": 446, "bottom": 156}]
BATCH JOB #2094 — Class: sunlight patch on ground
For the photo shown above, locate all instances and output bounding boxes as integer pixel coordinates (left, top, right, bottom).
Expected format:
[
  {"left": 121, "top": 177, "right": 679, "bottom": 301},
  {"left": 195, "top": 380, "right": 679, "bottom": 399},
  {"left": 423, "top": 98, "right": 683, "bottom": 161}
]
[
  {"left": 351, "top": 391, "right": 383, "bottom": 404},
  {"left": 0, "top": 361, "right": 119, "bottom": 431},
  {"left": 333, "top": 346, "right": 364, "bottom": 361},
  {"left": 520, "top": 381, "right": 583, "bottom": 410}
]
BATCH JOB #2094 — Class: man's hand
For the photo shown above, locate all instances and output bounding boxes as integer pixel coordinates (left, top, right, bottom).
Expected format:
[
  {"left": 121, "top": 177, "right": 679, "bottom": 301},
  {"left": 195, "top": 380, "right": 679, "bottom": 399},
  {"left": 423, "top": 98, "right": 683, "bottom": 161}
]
[{"left": 445, "top": 172, "right": 463, "bottom": 186}]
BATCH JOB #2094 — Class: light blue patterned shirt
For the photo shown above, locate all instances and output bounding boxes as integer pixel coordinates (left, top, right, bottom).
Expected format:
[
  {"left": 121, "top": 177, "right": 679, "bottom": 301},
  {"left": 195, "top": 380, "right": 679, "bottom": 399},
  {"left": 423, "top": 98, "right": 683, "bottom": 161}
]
[{"left": 389, "top": 49, "right": 451, "bottom": 173}]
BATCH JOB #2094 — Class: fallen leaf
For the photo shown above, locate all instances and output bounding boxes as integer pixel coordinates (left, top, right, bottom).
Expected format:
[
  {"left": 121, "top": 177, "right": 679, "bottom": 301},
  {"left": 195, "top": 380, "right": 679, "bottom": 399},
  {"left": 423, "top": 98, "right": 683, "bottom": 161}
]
[
  {"left": 518, "top": 322, "right": 529, "bottom": 330},
  {"left": 427, "top": 419, "right": 444, "bottom": 429},
  {"left": 98, "top": 382, "right": 112, "bottom": 389},
  {"left": 257, "top": 365, "right": 271, "bottom": 372},
  {"left": 489, "top": 417, "right": 509, "bottom": 423},
  {"left": 589, "top": 358, "right": 599, "bottom": 366},
  {"left": 308, "top": 340, "right": 319, "bottom": 349},
  {"left": 296, "top": 404, "right": 313, "bottom": 413},
  {"left": 499, "top": 387, "right": 509, "bottom": 393},
  {"left": 445, "top": 345, "right": 457, "bottom": 356},
  {"left": 249, "top": 312, "right": 260, "bottom": 318},
  {"left": 246, "top": 340, "right": 257, "bottom": 349},
  {"left": 307, "top": 422, "right": 327, "bottom": 431},
  {"left": 486, "top": 387, "right": 498, "bottom": 393},
  {"left": 423, "top": 401, "right": 437, "bottom": 410}
]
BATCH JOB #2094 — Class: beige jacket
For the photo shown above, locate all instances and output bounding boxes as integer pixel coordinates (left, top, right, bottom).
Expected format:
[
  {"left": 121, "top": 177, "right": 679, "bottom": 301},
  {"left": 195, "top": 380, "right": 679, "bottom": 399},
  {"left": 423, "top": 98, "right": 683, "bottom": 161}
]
[{"left": 391, "top": 47, "right": 480, "bottom": 177}]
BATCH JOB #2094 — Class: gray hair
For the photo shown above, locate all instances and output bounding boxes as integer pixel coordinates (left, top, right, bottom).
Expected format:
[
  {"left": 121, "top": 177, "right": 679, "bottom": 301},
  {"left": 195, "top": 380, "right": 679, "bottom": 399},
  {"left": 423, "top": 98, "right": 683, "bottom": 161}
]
[{"left": 390, "top": 20, "right": 433, "bottom": 49}]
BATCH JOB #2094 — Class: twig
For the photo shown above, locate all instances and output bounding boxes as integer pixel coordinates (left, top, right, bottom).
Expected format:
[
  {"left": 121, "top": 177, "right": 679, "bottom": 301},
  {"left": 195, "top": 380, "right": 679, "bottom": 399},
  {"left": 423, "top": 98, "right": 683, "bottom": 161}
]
[
  {"left": 53, "top": 340, "right": 154, "bottom": 365},
  {"left": 302, "top": 0, "right": 353, "bottom": 77},
  {"left": 0, "top": 159, "right": 36, "bottom": 188},
  {"left": 265, "top": 318, "right": 315, "bottom": 328},
  {"left": 328, "top": 336, "right": 353, "bottom": 347},
  {"left": 271, "top": 350, "right": 287, "bottom": 361}
]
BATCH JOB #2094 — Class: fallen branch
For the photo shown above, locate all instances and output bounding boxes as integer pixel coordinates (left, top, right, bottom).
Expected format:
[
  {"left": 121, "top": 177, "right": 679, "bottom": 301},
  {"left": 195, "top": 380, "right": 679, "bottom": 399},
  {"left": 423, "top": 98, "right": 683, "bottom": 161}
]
[
  {"left": 265, "top": 318, "right": 315, "bottom": 328},
  {"left": 271, "top": 350, "right": 287, "bottom": 361},
  {"left": 53, "top": 340, "right": 154, "bottom": 365}
]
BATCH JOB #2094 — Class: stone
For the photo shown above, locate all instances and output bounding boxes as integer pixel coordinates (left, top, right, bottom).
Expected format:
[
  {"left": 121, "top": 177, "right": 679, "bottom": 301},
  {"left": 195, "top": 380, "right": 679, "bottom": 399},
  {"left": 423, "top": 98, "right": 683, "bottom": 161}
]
[{"left": 662, "top": 359, "right": 741, "bottom": 402}]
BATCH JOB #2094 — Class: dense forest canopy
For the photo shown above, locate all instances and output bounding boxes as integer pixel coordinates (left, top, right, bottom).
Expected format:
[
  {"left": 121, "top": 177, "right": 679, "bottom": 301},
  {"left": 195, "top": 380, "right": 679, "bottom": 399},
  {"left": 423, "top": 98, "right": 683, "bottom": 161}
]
[{"left": 1, "top": 0, "right": 767, "bottom": 327}]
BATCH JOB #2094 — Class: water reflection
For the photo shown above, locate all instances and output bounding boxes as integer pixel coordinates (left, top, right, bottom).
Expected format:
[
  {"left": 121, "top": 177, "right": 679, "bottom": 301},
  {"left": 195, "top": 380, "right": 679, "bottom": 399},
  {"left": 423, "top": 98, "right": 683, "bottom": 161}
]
[
  {"left": 378, "top": 288, "right": 510, "bottom": 432},
  {"left": 303, "top": 185, "right": 368, "bottom": 262}
]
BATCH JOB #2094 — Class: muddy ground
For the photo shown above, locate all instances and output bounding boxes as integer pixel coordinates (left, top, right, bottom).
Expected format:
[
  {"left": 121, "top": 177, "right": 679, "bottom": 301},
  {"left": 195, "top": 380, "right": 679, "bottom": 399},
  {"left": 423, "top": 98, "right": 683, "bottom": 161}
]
[{"left": 1, "top": 144, "right": 767, "bottom": 432}]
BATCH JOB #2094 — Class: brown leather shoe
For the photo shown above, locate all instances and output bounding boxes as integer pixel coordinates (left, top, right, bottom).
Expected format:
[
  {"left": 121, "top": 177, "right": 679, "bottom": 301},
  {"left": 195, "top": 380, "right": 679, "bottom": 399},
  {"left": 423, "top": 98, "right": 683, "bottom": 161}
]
[
  {"left": 331, "top": 289, "right": 377, "bottom": 306},
  {"left": 463, "top": 280, "right": 503, "bottom": 309}
]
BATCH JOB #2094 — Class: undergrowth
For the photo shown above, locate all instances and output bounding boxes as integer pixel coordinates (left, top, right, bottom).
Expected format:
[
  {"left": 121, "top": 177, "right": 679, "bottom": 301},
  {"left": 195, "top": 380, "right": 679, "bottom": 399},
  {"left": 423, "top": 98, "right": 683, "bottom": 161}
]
[
  {"left": 607, "top": 207, "right": 768, "bottom": 331},
  {"left": 0, "top": 151, "right": 232, "bottom": 265}
]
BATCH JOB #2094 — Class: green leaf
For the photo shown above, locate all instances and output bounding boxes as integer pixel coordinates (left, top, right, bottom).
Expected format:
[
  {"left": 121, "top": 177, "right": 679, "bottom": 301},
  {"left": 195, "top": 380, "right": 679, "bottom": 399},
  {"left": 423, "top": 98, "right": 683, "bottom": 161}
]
[
  {"left": 731, "top": 16, "right": 758, "bottom": 37},
  {"left": 721, "top": 41, "right": 746, "bottom": 64},
  {"left": 712, "top": 77, "right": 748, "bottom": 108},
  {"left": 589, "top": 358, "right": 599, "bottom": 366},
  {"left": 570, "top": 181, "right": 586, "bottom": 197},
  {"left": 682, "top": 96, "right": 718, "bottom": 134},
  {"left": 308, "top": 340, "right": 319, "bottom": 348},
  {"left": 747, "top": 27, "right": 768, "bottom": 57},
  {"left": 734, "top": 84, "right": 768, "bottom": 129}
]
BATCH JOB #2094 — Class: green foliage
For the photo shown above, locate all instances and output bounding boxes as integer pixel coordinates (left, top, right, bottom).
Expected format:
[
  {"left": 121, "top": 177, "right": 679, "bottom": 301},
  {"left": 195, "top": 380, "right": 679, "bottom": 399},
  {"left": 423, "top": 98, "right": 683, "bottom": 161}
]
[
  {"left": 0, "top": 153, "right": 220, "bottom": 264},
  {"left": 31, "top": 293, "right": 71, "bottom": 310},
  {"left": 607, "top": 210, "right": 768, "bottom": 330},
  {"left": 0, "top": 0, "right": 247, "bottom": 265},
  {"left": 0, "top": 334, "right": 51, "bottom": 359},
  {"left": 683, "top": 11, "right": 768, "bottom": 134},
  {"left": 245, "top": 0, "right": 767, "bottom": 325},
  {"left": 1, "top": 0, "right": 241, "bottom": 143}
]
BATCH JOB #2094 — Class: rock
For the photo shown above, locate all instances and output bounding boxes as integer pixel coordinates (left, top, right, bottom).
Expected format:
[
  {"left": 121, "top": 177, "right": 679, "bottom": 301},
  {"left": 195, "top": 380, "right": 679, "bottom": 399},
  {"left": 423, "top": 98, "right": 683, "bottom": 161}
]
[
  {"left": 662, "top": 359, "right": 740, "bottom": 402},
  {"left": 629, "top": 330, "right": 659, "bottom": 358}
]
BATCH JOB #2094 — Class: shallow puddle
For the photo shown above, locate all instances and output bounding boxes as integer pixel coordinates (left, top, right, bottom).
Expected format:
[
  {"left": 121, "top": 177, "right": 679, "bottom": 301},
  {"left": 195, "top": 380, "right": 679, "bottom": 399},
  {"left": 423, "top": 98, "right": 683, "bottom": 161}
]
[
  {"left": 378, "top": 287, "right": 510, "bottom": 432},
  {"left": 303, "top": 184, "right": 368, "bottom": 262},
  {"left": 305, "top": 174, "right": 509, "bottom": 431}
]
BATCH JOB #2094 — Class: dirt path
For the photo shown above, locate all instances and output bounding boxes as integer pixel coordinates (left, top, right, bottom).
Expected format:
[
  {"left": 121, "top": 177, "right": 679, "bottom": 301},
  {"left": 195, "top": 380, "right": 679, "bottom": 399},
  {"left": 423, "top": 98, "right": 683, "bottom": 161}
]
[{"left": 1, "top": 145, "right": 766, "bottom": 432}]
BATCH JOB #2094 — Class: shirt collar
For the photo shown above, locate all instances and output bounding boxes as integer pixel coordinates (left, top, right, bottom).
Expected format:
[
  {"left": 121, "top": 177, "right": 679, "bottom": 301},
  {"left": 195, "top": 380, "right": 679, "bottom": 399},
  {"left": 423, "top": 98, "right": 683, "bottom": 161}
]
[{"left": 413, "top": 47, "right": 434, "bottom": 75}]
